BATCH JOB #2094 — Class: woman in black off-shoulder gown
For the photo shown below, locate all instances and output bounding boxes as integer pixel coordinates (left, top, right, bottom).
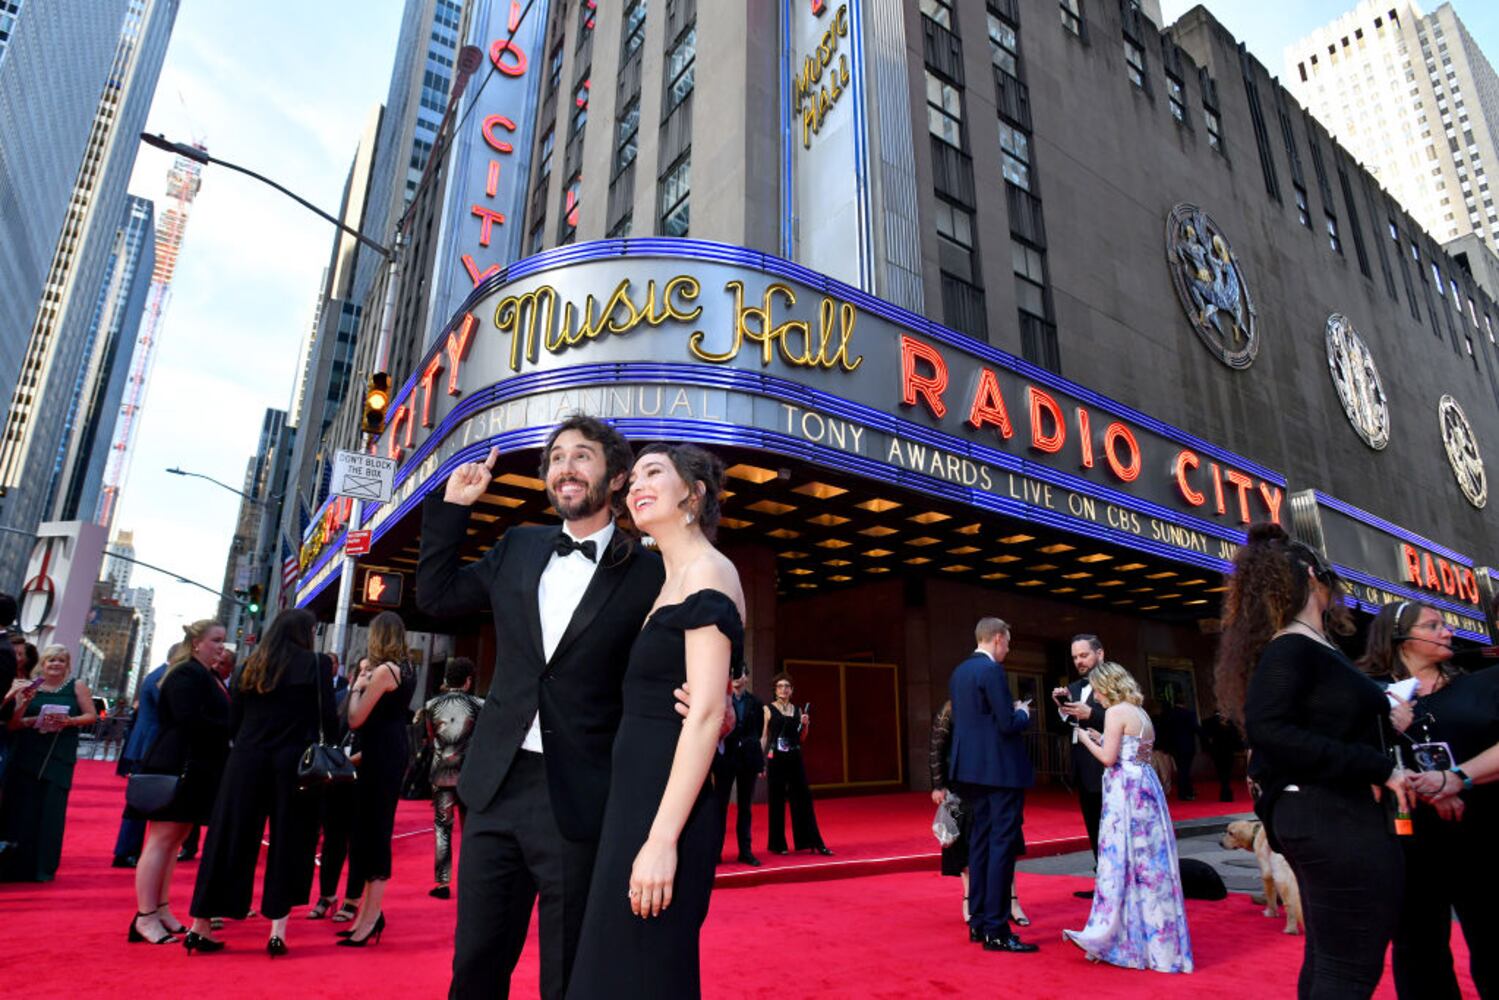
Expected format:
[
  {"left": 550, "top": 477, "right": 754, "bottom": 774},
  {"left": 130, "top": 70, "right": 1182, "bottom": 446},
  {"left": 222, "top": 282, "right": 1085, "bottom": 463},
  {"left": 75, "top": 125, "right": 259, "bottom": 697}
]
[{"left": 568, "top": 443, "right": 742, "bottom": 1000}]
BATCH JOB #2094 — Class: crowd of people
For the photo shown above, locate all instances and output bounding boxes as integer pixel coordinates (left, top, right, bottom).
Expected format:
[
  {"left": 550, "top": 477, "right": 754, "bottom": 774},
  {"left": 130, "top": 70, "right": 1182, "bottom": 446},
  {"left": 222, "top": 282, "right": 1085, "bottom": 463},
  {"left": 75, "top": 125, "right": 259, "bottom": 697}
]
[{"left": 0, "top": 416, "right": 1495, "bottom": 1000}]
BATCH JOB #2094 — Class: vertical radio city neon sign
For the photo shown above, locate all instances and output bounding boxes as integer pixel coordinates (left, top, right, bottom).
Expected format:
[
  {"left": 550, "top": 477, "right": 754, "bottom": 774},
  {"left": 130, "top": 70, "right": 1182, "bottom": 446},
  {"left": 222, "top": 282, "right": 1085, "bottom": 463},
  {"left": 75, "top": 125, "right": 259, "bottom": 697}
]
[{"left": 461, "top": 1, "right": 535, "bottom": 287}]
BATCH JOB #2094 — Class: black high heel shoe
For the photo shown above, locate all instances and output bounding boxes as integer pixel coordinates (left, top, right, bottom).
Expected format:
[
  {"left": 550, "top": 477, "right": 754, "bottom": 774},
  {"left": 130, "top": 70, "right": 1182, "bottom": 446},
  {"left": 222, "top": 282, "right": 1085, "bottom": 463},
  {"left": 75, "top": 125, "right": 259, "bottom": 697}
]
[
  {"left": 182, "top": 930, "right": 226, "bottom": 954},
  {"left": 128, "top": 912, "right": 177, "bottom": 945},
  {"left": 306, "top": 896, "right": 334, "bottom": 919},
  {"left": 267, "top": 936, "right": 288, "bottom": 957},
  {"left": 336, "top": 912, "right": 384, "bottom": 947}
]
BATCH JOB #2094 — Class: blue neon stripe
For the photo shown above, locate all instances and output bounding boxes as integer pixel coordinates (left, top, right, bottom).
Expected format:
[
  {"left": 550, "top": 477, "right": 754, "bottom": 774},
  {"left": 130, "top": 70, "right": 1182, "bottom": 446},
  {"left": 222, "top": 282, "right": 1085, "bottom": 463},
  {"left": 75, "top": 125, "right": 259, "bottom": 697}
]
[{"left": 1314, "top": 490, "right": 1473, "bottom": 566}]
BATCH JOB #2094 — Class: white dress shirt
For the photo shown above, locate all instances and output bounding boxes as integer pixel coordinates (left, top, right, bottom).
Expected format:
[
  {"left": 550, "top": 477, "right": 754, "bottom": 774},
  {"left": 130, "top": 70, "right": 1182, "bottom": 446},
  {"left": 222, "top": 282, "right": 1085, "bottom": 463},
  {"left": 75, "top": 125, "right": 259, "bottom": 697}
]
[{"left": 520, "top": 519, "right": 615, "bottom": 753}]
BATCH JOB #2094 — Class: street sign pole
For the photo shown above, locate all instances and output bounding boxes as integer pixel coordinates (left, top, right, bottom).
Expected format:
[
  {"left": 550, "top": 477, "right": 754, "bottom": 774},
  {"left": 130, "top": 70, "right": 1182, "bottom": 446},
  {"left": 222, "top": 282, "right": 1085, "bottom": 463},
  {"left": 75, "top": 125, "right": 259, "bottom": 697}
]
[{"left": 329, "top": 242, "right": 402, "bottom": 666}]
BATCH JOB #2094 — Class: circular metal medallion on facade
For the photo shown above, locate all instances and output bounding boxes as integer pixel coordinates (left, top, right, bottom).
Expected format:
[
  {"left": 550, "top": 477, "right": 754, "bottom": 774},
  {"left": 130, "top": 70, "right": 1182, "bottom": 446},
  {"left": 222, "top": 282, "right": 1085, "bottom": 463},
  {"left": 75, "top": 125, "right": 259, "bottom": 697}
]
[
  {"left": 1324, "top": 313, "right": 1390, "bottom": 450},
  {"left": 1165, "top": 203, "right": 1258, "bottom": 369},
  {"left": 1438, "top": 395, "right": 1487, "bottom": 509}
]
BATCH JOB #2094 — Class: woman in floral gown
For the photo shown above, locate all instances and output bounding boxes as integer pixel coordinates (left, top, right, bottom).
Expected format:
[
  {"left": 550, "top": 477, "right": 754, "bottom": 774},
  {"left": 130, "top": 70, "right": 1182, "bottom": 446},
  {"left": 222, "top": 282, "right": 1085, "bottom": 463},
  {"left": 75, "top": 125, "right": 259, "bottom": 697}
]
[{"left": 1063, "top": 661, "right": 1193, "bottom": 974}]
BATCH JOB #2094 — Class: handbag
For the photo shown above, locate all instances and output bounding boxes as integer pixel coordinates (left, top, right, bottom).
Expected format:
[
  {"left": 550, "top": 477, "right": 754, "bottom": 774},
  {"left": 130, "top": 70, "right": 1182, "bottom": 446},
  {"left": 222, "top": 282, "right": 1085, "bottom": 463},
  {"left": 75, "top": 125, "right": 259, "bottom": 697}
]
[
  {"left": 126, "top": 772, "right": 182, "bottom": 817},
  {"left": 297, "top": 654, "right": 358, "bottom": 790},
  {"left": 933, "top": 791, "right": 964, "bottom": 847}
]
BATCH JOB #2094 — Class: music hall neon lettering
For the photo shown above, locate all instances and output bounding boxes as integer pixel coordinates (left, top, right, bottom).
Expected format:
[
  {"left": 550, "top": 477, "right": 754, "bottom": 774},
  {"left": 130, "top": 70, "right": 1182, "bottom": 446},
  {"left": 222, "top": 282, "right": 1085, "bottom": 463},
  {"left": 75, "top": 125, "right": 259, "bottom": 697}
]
[{"left": 691, "top": 281, "right": 861, "bottom": 372}]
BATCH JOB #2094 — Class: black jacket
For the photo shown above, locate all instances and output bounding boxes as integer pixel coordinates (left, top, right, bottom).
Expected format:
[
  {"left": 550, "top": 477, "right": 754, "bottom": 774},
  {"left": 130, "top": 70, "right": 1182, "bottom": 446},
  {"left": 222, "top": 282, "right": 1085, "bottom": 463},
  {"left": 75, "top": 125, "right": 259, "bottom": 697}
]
[
  {"left": 416, "top": 494, "right": 664, "bottom": 840},
  {"left": 1066, "top": 675, "right": 1107, "bottom": 794},
  {"left": 724, "top": 690, "right": 765, "bottom": 773}
]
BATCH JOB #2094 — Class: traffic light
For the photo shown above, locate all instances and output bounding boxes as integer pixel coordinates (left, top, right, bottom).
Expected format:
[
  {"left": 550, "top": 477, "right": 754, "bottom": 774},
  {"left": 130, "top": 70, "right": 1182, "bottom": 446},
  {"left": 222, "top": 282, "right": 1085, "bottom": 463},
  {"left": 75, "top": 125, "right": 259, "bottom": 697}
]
[
  {"left": 362, "top": 372, "right": 391, "bottom": 436},
  {"left": 362, "top": 570, "right": 403, "bottom": 608},
  {"left": 246, "top": 584, "right": 263, "bottom": 615}
]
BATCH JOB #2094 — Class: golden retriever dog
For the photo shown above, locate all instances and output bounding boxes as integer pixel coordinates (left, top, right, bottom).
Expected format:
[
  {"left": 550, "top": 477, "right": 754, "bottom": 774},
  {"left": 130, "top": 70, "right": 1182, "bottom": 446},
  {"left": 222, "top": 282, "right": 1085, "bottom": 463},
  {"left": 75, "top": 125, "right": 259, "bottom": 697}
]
[{"left": 1221, "top": 819, "right": 1302, "bottom": 935}]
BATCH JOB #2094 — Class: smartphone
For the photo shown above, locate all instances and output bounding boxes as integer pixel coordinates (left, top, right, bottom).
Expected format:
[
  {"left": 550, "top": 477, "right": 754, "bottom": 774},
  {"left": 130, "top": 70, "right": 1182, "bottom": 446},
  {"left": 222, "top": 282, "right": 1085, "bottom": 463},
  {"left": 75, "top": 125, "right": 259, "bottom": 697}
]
[
  {"left": 802, "top": 702, "right": 812, "bottom": 716},
  {"left": 1052, "top": 689, "right": 1068, "bottom": 705},
  {"left": 24, "top": 674, "right": 44, "bottom": 692}
]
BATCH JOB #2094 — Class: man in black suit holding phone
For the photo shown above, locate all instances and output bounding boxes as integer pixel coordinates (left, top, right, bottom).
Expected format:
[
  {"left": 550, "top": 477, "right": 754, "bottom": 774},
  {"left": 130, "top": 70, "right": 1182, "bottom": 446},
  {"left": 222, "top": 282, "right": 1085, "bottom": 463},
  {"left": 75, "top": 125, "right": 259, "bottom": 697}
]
[
  {"left": 948, "top": 616, "right": 1037, "bottom": 953},
  {"left": 417, "top": 415, "right": 665, "bottom": 1000},
  {"left": 1051, "top": 633, "right": 1107, "bottom": 900}
]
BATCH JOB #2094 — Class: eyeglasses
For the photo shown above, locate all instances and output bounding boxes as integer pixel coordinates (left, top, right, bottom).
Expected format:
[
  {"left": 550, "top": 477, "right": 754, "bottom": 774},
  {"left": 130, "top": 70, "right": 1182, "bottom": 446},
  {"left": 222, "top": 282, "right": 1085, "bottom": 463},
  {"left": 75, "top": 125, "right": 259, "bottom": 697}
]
[{"left": 1410, "top": 619, "right": 1447, "bottom": 632}]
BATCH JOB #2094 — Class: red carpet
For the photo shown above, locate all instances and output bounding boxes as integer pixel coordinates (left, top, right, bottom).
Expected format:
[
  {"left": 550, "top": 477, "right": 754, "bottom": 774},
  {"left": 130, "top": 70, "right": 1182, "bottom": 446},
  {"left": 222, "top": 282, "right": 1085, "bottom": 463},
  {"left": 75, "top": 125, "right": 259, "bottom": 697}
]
[{"left": 0, "top": 762, "right": 1472, "bottom": 998}]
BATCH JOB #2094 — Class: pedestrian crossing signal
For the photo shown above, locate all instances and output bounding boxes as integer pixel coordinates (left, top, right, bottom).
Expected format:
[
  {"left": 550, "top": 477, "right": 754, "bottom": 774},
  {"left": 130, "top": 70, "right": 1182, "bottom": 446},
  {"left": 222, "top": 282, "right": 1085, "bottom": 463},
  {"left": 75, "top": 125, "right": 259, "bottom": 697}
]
[{"left": 362, "top": 570, "right": 403, "bottom": 608}]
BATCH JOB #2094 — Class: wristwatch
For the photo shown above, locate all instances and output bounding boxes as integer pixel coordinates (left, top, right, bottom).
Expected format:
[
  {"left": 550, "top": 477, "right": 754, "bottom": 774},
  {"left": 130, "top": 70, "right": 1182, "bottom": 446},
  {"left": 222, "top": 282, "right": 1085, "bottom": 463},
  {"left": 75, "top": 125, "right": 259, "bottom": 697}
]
[{"left": 1452, "top": 767, "right": 1474, "bottom": 791}]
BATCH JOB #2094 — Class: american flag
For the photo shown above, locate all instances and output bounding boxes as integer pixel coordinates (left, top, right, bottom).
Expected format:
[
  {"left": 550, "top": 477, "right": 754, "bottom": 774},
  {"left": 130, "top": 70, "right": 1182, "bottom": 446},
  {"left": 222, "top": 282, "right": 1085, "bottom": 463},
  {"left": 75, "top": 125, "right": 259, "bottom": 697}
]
[{"left": 281, "top": 537, "right": 300, "bottom": 590}]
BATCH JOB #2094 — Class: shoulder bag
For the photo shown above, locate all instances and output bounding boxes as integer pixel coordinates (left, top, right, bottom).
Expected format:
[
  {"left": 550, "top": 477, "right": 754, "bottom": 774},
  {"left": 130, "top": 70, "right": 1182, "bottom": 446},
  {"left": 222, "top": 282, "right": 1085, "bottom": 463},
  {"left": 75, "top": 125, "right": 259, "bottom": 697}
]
[{"left": 297, "top": 654, "right": 358, "bottom": 790}]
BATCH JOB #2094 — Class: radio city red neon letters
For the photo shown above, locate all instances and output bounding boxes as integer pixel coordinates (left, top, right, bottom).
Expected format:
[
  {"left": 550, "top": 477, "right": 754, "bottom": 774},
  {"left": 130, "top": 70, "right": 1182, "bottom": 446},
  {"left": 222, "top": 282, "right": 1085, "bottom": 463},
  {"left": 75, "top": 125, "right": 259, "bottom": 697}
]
[
  {"left": 461, "top": 1, "right": 531, "bottom": 286},
  {"left": 898, "top": 335, "right": 1282, "bottom": 524},
  {"left": 1401, "top": 543, "right": 1481, "bottom": 603}
]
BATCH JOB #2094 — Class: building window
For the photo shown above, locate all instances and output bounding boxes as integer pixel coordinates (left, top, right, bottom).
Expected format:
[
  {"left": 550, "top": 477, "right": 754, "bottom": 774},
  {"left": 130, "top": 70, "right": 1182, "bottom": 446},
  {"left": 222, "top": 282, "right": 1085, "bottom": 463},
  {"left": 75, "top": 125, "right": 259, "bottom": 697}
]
[
  {"left": 659, "top": 154, "right": 690, "bottom": 237},
  {"left": 1124, "top": 38, "right": 1146, "bottom": 89},
  {"left": 1326, "top": 213, "right": 1342, "bottom": 254},
  {"left": 1013, "top": 240, "right": 1047, "bottom": 316},
  {"left": 1204, "top": 106, "right": 1222, "bottom": 151},
  {"left": 548, "top": 42, "right": 563, "bottom": 95},
  {"left": 998, "top": 122, "right": 1030, "bottom": 190},
  {"left": 934, "top": 199, "right": 975, "bottom": 282},
  {"left": 1388, "top": 217, "right": 1399, "bottom": 240},
  {"left": 925, "top": 70, "right": 963, "bottom": 148},
  {"left": 665, "top": 25, "right": 696, "bottom": 115},
  {"left": 529, "top": 219, "right": 545, "bottom": 256},
  {"left": 920, "top": 0, "right": 953, "bottom": 30},
  {"left": 538, "top": 127, "right": 555, "bottom": 182},
  {"left": 570, "top": 78, "right": 591, "bottom": 133},
  {"left": 561, "top": 172, "right": 582, "bottom": 241},
  {"left": 621, "top": 0, "right": 646, "bottom": 60},
  {"left": 1295, "top": 185, "right": 1310, "bottom": 227},
  {"left": 608, "top": 213, "right": 632, "bottom": 239},
  {"left": 1060, "top": 0, "right": 1083, "bottom": 36},
  {"left": 614, "top": 99, "right": 639, "bottom": 176},
  {"left": 1167, "top": 74, "right": 1186, "bottom": 122},
  {"left": 988, "top": 13, "right": 1017, "bottom": 75},
  {"left": 1432, "top": 261, "right": 1443, "bottom": 288},
  {"left": 577, "top": 0, "right": 597, "bottom": 40}
]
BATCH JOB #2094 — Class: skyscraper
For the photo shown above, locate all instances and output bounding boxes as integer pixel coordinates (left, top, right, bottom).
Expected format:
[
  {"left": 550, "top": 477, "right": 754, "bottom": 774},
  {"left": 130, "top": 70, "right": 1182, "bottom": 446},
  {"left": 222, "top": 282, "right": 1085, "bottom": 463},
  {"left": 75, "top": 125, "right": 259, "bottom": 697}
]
[
  {"left": 96, "top": 150, "right": 204, "bottom": 532},
  {"left": 1286, "top": 1, "right": 1499, "bottom": 252},
  {"left": 0, "top": 0, "right": 128, "bottom": 382},
  {"left": 0, "top": 0, "right": 176, "bottom": 588},
  {"left": 50, "top": 195, "right": 156, "bottom": 523},
  {"left": 102, "top": 528, "right": 135, "bottom": 592}
]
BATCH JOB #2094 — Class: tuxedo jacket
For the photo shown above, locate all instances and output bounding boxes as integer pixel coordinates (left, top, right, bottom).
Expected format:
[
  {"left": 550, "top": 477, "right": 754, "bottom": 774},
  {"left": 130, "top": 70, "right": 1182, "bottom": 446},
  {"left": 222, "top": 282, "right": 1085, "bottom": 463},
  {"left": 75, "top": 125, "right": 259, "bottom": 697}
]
[
  {"left": 416, "top": 494, "right": 664, "bottom": 841},
  {"left": 1066, "top": 675, "right": 1108, "bottom": 793},
  {"left": 948, "top": 652, "right": 1034, "bottom": 790}
]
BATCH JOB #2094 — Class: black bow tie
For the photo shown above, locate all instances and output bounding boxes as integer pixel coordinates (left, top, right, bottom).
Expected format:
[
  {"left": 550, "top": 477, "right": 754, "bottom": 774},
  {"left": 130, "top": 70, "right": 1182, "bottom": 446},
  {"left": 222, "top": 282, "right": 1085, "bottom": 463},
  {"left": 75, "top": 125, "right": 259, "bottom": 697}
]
[{"left": 553, "top": 533, "right": 597, "bottom": 562}]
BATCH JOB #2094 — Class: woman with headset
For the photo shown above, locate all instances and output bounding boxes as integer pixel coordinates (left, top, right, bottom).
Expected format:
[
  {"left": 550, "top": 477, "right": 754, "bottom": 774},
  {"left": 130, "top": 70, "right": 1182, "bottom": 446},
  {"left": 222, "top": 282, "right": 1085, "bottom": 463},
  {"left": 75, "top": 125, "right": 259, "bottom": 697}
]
[
  {"left": 1359, "top": 600, "right": 1498, "bottom": 999},
  {"left": 1215, "top": 524, "right": 1413, "bottom": 999}
]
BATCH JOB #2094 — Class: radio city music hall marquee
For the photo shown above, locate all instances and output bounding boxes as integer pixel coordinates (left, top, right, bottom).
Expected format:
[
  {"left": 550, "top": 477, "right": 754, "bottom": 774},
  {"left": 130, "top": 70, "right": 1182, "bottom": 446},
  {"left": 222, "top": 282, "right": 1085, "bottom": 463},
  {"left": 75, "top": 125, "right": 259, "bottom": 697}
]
[{"left": 298, "top": 241, "right": 1287, "bottom": 598}]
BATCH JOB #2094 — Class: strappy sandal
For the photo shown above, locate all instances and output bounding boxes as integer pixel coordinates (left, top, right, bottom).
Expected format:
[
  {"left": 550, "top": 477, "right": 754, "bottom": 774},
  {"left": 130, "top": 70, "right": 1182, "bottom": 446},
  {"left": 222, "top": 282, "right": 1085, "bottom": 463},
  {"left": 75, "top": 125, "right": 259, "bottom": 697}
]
[
  {"left": 307, "top": 896, "right": 335, "bottom": 919},
  {"left": 1010, "top": 891, "right": 1031, "bottom": 927},
  {"left": 155, "top": 904, "right": 187, "bottom": 935},
  {"left": 330, "top": 901, "right": 359, "bottom": 923}
]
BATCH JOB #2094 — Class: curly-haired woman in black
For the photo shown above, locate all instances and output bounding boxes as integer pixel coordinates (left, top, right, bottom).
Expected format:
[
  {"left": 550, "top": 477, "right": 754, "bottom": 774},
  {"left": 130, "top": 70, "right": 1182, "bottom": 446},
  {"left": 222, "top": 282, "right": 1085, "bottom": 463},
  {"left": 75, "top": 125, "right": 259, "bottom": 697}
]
[{"left": 1215, "top": 523, "right": 1412, "bottom": 999}]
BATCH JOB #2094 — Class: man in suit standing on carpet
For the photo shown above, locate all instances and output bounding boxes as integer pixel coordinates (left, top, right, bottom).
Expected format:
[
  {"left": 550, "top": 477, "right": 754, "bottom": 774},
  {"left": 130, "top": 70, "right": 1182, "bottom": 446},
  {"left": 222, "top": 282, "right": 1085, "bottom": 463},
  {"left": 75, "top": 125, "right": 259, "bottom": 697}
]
[
  {"left": 949, "top": 617, "right": 1037, "bottom": 953},
  {"left": 714, "top": 669, "right": 765, "bottom": 866},
  {"left": 417, "top": 415, "right": 666, "bottom": 1000},
  {"left": 1052, "top": 633, "right": 1106, "bottom": 900}
]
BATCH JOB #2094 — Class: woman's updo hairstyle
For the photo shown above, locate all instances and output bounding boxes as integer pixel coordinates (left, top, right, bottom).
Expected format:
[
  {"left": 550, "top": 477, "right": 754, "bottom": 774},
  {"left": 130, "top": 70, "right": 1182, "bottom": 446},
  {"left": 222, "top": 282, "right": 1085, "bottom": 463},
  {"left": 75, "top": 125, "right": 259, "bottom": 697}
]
[{"left": 635, "top": 443, "right": 726, "bottom": 540}]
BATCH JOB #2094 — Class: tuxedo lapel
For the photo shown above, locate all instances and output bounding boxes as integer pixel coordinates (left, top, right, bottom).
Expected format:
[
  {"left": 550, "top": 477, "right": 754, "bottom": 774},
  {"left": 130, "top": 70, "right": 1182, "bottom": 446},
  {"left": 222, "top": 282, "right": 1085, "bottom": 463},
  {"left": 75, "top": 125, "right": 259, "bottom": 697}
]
[
  {"left": 519, "top": 529, "right": 556, "bottom": 667},
  {"left": 549, "top": 529, "right": 636, "bottom": 666}
]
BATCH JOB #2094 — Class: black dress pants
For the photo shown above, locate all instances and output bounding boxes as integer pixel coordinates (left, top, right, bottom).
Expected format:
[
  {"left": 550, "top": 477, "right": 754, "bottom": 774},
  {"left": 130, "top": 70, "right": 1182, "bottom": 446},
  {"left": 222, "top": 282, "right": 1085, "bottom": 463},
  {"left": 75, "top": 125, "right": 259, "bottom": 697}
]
[
  {"left": 712, "top": 753, "right": 758, "bottom": 857},
  {"left": 765, "top": 750, "right": 824, "bottom": 852},
  {"left": 449, "top": 751, "right": 596, "bottom": 1000},
  {"left": 956, "top": 782, "right": 1023, "bottom": 939},
  {"left": 1391, "top": 806, "right": 1497, "bottom": 999},
  {"left": 1077, "top": 788, "right": 1102, "bottom": 857},
  {"left": 1273, "top": 785, "right": 1404, "bottom": 1000}
]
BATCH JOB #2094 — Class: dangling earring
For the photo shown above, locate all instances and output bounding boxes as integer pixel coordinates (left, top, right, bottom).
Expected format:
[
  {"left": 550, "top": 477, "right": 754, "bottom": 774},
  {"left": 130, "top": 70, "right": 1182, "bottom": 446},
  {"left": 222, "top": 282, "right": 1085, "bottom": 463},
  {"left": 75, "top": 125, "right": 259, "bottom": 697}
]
[{"left": 683, "top": 511, "right": 695, "bottom": 526}]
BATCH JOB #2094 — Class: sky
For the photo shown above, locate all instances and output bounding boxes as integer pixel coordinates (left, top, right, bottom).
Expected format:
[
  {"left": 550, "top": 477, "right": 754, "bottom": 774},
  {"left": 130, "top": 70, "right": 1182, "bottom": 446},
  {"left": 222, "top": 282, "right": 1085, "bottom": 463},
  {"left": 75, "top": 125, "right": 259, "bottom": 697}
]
[
  {"left": 116, "top": 2, "right": 403, "bottom": 666},
  {"left": 110, "top": 0, "right": 1499, "bottom": 668}
]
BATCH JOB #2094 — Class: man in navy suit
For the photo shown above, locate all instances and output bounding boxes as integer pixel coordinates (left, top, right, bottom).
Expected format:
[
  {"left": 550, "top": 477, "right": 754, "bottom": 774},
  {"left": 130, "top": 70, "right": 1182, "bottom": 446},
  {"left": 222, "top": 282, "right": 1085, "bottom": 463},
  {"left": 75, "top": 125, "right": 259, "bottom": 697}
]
[{"left": 949, "top": 616, "right": 1037, "bottom": 953}]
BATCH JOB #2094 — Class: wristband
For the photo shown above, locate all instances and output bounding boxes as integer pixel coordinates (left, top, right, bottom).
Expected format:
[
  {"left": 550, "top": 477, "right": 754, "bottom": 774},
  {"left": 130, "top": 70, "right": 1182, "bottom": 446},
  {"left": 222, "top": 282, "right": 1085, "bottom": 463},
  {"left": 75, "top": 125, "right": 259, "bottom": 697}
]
[{"left": 1452, "top": 767, "right": 1474, "bottom": 791}]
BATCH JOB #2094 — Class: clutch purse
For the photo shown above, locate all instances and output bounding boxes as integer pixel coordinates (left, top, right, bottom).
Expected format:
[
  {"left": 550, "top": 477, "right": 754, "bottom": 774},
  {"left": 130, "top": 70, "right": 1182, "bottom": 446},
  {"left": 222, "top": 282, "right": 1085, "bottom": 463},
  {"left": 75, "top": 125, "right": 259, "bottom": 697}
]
[{"left": 126, "top": 773, "right": 182, "bottom": 817}]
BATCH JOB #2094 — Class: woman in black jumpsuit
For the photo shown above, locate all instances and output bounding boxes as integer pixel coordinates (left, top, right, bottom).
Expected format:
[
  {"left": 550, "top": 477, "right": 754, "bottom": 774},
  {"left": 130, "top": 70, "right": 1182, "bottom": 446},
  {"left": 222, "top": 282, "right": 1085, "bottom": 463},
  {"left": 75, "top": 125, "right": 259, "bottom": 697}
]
[
  {"left": 762, "top": 673, "right": 830, "bottom": 855},
  {"left": 188, "top": 609, "right": 337, "bottom": 955}
]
